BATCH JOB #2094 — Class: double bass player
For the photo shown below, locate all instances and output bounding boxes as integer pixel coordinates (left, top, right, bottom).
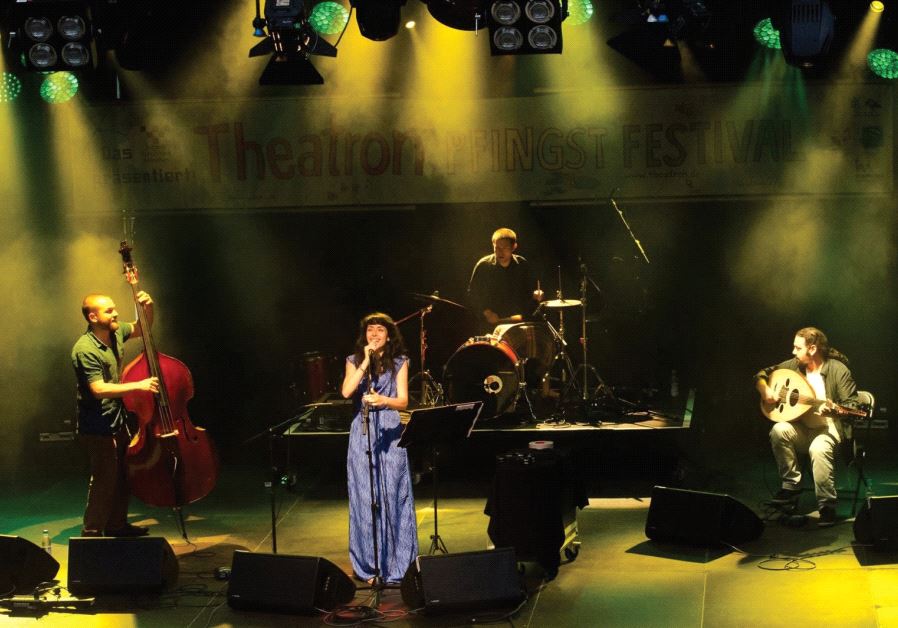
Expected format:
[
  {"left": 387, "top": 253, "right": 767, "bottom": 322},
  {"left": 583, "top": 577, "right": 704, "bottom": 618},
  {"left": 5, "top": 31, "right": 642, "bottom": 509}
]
[{"left": 71, "top": 292, "right": 158, "bottom": 537}]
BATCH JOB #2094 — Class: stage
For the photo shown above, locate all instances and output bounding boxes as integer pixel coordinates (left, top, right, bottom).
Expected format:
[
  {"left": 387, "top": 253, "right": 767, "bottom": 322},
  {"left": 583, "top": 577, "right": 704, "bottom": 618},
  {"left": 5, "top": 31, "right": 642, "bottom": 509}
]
[{"left": 2, "top": 439, "right": 898, "bottom": 627}]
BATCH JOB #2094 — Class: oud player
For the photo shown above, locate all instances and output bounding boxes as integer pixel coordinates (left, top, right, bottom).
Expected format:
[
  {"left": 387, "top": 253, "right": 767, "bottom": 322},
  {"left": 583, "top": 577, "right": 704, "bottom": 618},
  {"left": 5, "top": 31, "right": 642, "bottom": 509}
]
[{"left": 754, "top": 327, "right": 859, "bottom": 527}]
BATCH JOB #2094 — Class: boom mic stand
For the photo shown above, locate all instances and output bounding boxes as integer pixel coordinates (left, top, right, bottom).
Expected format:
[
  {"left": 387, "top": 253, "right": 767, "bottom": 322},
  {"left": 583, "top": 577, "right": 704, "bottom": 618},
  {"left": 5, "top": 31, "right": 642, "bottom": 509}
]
[{"left": 242, "top": 402, "right": 332, "bottom": 553}]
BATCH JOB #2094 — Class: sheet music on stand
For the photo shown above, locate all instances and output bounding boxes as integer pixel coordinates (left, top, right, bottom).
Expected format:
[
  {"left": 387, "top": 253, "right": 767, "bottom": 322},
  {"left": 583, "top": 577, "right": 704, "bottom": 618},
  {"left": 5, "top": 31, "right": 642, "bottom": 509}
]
[{"left": 398, "top": 402, "right": 483, "bottom": 450}]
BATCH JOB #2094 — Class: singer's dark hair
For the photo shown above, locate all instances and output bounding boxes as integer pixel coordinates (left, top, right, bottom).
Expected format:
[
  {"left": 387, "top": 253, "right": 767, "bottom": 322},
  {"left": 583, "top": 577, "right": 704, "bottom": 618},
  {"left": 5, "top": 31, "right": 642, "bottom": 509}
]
[
  {"left": 796, "top": 326, "right": 849, "bottom": 366},
  {"left": 353, "top": 312, "right": 407, "bottom": 377}
]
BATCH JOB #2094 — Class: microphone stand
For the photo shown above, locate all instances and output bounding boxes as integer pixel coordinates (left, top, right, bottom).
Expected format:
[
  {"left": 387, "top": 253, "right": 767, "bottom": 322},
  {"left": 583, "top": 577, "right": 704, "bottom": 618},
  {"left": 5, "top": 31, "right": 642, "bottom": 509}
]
[
  {"left": 610, "top": 190, "right": 650, "bottom": 265},
  {"left": 361, "top": 352, "right": 384, "bottom": 606},
  {"left": 241, "top": 402, "right": 333, "bottom": 553}
]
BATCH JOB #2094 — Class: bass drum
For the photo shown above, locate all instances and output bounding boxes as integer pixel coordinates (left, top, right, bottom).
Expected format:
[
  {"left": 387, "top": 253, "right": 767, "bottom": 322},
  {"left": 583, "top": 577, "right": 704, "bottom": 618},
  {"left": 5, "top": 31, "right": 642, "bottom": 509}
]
[
  {"left": 443, "top": 337, "right": 522, "bottom": 419},
  {"left": 493, "top": 322, "right": 555, "bottom": 387}
]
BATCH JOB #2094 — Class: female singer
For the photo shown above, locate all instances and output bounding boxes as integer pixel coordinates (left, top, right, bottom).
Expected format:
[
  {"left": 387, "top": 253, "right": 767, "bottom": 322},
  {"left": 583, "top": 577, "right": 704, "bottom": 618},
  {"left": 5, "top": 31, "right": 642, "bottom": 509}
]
[{"left": 341, "top": 312, "right": 418, "bottom": 584}]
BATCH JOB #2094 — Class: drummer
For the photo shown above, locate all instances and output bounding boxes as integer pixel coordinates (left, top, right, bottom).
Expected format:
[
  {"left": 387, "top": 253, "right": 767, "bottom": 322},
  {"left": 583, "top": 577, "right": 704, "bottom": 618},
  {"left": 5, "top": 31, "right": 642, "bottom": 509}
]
[{"left": 467, "top": 227, "right": 543, "bottom": 333}]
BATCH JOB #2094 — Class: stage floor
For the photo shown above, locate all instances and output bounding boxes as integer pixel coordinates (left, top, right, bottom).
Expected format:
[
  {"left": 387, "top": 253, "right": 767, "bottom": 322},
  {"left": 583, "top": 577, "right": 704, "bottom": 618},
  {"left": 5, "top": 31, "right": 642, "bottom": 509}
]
[{"left": 2, "top": 446, "right": 898, "bottom": 627}]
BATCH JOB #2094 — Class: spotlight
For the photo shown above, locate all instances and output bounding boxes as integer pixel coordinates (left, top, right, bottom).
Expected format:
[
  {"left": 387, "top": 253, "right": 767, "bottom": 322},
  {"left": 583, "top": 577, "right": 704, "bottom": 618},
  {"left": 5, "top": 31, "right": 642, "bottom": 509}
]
[
  {"left": 424, "top": 0, "right": 487, "bottom": 31},
  {"left": 771, "top": 0, "right": 835, "bottom": 69},
  {"left": 6, "top": 1, "right": 95, "bottom": 72},
  {"left": 40, "top": 71, "right": 79, "bottom": 104},
  {"left": 0, "top": 71, "right": 23, "bottom": 103},
  {"left": 352, "top": 0, "right": 407, "bottom": 41},
  {"left": 868, "top": 48, "right": 898, "bottom": 79},
  {"left": 486, "top": 0, "right": 565, "bottom": 55},
  {"left": 753, "top": 17, "right": 782, "bottom": 50},
  {"left": 871, "top": 1, "right": 885, "bottom": 13},
  {"left": 248, "top": 0, "right": 338, "bottom": 85}
]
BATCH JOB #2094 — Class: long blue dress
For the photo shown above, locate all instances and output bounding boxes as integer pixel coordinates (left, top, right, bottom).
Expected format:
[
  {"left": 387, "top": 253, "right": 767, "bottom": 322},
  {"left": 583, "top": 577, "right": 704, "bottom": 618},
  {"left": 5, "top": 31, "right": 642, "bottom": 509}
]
[{"left": 347, "top": 355, "right": 418, "bottom": 583}]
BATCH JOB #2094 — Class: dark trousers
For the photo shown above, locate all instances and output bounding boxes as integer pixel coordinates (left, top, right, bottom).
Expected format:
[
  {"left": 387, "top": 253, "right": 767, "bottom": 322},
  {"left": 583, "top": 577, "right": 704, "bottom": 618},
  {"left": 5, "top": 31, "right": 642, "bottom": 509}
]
[{"left": 80, "top": 427, "right": 131, "bottom": 533}]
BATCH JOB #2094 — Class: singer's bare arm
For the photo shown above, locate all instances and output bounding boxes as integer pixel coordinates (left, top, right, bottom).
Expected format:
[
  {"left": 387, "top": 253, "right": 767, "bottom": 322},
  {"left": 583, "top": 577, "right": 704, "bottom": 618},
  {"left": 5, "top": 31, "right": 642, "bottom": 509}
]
[{"left": 341, "top": 353, "right": 371, "bottom": 398}]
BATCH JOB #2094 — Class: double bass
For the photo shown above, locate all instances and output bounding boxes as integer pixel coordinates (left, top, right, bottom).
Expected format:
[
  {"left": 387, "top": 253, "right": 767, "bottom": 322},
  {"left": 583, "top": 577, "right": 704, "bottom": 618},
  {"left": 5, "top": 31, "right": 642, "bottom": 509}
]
[{"left": 119, "top": 241, "right": 218, "bottom": 511}]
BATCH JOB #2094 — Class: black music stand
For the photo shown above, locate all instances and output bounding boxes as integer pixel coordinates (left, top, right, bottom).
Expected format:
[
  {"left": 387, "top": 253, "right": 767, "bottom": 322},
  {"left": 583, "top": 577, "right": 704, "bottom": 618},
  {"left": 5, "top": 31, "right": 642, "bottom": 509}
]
[{"left": 398, "top": 402, "right": 483, "bottom": 554}]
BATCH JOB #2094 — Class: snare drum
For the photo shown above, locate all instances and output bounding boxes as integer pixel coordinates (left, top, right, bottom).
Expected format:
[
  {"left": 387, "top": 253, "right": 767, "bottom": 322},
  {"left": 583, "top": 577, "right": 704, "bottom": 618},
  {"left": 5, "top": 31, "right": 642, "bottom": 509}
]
[{"left": 443, "top": 336, "right": 523, "bottom": 419}]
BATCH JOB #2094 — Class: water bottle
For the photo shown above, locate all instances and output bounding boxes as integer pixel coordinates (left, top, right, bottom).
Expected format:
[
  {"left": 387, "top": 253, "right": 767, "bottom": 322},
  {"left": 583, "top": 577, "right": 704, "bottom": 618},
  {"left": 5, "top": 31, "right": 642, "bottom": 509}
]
[
  {"left": 670, "top": 370, "right": 679, "bottom": 398},
  {"left": 41, "top": 529, "right": 51, "bottom": 554}
]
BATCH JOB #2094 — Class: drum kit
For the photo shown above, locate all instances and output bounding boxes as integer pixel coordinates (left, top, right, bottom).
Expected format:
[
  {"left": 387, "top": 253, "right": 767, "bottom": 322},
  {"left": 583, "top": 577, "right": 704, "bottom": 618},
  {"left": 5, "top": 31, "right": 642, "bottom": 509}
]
[
  {"left": 415, "top": 265, "right": 610, "bottom": 421},
  {"left": 292, "top": 266, "right": 611, "bottom": 422}
]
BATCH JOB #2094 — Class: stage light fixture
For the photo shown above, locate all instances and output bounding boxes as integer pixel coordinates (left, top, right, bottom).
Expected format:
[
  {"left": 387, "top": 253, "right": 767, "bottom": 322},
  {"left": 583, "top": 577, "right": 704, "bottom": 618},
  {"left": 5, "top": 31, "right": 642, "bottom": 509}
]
[
  {"left": 753, "top": 17, "right": 782, "bottom": 49},
  {"left": 352, "top": 0, "right": 407, "bottom": 41},
  {"left": 6, "top": 1, "right": 96, "bottom": 72},
  {"left": 248, "top": 0, "right": 338, "bottom": 85},
  {"left": 771, "top": 0, "right": 835, "bottom": 68},
  {"left": 868, "top": 48, "right": 898, "bottom": 78},
  {"left": 309, "top": 1, "right": 350, "bottom": 35},
  {"left": 871, "top": 1, "right": 885, "bottom": 13},
  {"left": 566, "top": 0, "right": 594, "bottom": 26},
  {"left": 486, "top": 0, "right": 565, "bottom": 55},
  {"left": 39, "top": 70, "right": 79, "bottom": 103},
  {"left": 0, "top": 71, "right": 23, "bottom": 102}
]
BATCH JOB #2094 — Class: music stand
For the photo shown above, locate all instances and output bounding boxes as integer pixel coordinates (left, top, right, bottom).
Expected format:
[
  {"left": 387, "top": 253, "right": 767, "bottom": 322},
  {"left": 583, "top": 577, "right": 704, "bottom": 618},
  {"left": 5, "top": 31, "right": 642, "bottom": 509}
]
[{"left": 398, "top": 402, "right": 483, "bottom": 554}]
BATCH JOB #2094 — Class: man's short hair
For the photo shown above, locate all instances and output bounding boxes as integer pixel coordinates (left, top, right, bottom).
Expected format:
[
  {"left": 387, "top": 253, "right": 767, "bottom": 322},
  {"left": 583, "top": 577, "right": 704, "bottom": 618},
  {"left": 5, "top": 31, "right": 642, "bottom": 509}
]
[
  {"left": 81, "top": 294, "right": 106, "bottom": 321},
  {"left": 491, "top": 228, "right": 517, "bottom": 245}
]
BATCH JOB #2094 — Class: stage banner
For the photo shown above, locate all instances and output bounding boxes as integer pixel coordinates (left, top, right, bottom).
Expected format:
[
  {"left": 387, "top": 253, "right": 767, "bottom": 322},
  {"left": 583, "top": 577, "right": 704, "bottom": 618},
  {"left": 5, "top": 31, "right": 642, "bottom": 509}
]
[{"left": 58, "top": 82, "right": 894, "bottom": 211}]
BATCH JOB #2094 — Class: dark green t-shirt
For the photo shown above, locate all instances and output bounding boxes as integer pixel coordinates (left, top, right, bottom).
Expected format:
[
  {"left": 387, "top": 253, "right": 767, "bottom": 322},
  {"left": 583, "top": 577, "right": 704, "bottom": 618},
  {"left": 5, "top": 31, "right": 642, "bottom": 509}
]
[{"left": 71, "top": 322, "right": 134, "bottom": 435}]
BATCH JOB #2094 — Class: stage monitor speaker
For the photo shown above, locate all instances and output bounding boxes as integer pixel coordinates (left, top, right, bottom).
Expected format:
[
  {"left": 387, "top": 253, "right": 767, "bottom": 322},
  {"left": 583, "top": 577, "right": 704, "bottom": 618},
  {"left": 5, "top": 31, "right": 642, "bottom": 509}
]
[
  {"left": 68, "top": 536, "right": 178, "bottom": 595},
  {"left": 645, "top": 486, "right": 764, "bottom": 546},
  {"left": 854, "top": 496, "right": 898, "bottom": 551},
  {"left": 0, "top": 535, "right": 60, "bottom": 594},
  {"left": 226, "top": 551, "right": 355, "bottom": 614},
  {"left": 400, "top": 547, "right": 525, "bottom": 615}
]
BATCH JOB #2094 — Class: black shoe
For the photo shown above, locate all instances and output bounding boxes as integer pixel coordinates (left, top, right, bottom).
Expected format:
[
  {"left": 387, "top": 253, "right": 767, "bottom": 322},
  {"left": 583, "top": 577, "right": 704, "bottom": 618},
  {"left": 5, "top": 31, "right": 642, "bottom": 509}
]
[
  {"left": 769, "top": 488, "right": 802, "bottom": 504},
  {"left": 817, "top": 506, "right": 837, "bottom": 528},
  {"left": 106, "top": 524, "right": 149, "bottom": 537}
]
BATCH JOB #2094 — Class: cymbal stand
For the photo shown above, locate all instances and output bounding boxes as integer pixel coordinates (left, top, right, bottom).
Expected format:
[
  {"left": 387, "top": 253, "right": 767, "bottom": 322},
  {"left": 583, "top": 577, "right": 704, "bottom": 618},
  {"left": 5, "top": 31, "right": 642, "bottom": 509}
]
[
  {"left": 562, "top": 264, "right": 611, "bottom": 413},
  {"left": 400, "top": 305, "right": 444, "bottom": 407},
  {"left": 543, "top": 268, "right": 578, "bottom": 409}
]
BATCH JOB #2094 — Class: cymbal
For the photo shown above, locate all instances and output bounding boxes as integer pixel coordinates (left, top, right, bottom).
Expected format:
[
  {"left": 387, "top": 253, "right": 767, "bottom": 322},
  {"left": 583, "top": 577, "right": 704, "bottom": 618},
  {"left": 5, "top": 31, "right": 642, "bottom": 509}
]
[
  {"left": 409, "top": 292, "right": 466, "bottom": 309},
  {"left": 541, "top": 298, "right": 582, "bottom": 308}
]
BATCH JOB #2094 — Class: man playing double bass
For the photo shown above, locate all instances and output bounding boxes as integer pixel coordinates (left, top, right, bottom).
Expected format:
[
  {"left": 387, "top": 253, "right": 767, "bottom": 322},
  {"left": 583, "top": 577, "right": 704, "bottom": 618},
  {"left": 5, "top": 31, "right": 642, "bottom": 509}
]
[
  {"left": 754, "top": 327, "right": 859, "bottom": 527},
  {"left": 71, "top": 292, "right": 159, "bottom": 537}
]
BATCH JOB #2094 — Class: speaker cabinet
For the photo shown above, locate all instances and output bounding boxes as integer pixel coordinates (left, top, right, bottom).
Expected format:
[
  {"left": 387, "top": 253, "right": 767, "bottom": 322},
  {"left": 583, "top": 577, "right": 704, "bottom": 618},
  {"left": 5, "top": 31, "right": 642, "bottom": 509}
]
[
  {"left": 400, "top": 548, "right": 525, "bottom": 615},
  {"left": 854, "top": 496, "right": 898, "bottom": 551},
  {"left": 0, "top": 535, "right": 60, "bottom": 594},
  {"left": 645, "top": 486, "right": 764, "bottom": 546},
  {"left": 68, "top": 537, "right": 179, "bottom": 595},
  {"left": 226, "top": 551, "right": 355, "bottom": 614}
]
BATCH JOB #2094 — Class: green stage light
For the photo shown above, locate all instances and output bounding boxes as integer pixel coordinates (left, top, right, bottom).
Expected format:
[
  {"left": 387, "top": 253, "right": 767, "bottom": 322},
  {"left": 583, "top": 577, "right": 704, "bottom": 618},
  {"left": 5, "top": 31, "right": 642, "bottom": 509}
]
[
  {"left": 868, "top": 48, "right": 898, "bottom": 79},
  {"left": 753, "top": 18, "right": 781, "bottom": 50},
  {"left": 566, "top": 0, "right": 594, "bottom": 26},
  {"left": 309, "top": 1, "right": 350, "bottom": 35},
  {"left": 0, "top": 72, "right": 23, "bottom": 103},
  {"left": 39, "top": 71, "right": 79, "bottom": 103}
]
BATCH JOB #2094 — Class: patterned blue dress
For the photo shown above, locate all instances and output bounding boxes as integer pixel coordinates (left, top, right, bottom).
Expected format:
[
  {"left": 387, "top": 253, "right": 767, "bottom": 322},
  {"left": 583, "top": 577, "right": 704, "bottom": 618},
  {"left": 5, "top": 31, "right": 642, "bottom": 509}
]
[{"left": 347, "top": 355, "right": 418, "bottom": 583}]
